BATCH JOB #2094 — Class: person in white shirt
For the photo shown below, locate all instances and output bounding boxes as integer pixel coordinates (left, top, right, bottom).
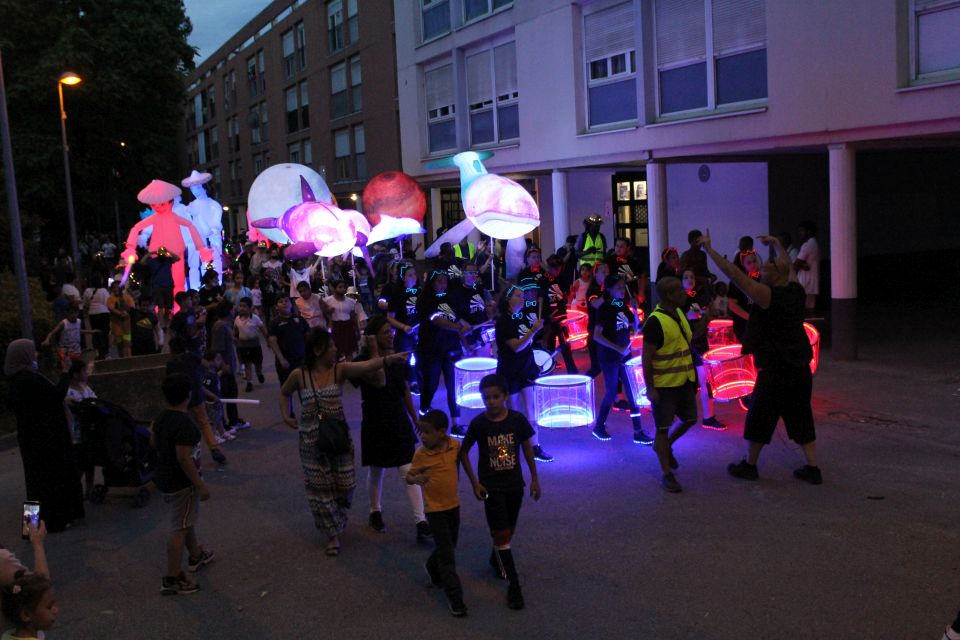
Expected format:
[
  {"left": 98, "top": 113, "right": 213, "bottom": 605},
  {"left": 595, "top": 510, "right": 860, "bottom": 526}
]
[
  {"left": 294, "top": 281, "right": 329, "bottom": 329},
  {"left": 286, "top": 256, "right": 319, "bottom": 298},
  {"left": 793, "top": 220, "right": 820, "bottom": 312},
  {"left": 324, "top": 280, "right": 360, "bottom": 361},
  {"left": 82, "top": 276, "right": 112, "bottom": 359},
  {"left": 233, "top": 297, "right": 269, "bottom": 392}
]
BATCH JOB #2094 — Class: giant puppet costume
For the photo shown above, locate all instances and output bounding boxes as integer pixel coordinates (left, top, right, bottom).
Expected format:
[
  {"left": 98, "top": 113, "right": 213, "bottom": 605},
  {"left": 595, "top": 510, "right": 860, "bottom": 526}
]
[
  {"left": 121, "top": 180, "right": 213, "bottom": 304},
  {"left": 183, "top": 170, "right": 225, "bottom": 278}
]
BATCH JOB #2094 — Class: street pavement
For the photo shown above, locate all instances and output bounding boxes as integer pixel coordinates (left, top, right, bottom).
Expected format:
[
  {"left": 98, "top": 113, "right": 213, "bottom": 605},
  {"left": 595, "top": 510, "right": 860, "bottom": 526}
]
[{"left": 1, "top": 327, "right": 959, "bottom": 639}]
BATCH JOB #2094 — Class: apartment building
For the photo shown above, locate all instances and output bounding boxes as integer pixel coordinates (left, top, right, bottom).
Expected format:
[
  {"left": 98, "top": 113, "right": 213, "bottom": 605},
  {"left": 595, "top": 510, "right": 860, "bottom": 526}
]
[{"left": 394, "top": 0, "right": 960, "bottom": 357}]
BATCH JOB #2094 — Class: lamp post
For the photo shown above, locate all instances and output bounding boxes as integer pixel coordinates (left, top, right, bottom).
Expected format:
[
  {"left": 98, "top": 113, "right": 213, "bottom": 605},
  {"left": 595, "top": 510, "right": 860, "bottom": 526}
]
[{"left": 58, "top": 71, "right": 81, "bottom": 266}]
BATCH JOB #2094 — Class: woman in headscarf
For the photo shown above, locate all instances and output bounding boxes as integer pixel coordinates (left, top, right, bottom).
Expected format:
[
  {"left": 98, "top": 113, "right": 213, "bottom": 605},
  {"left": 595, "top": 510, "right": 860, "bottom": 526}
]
[{"left": 4, "top": 339, "right": 85, "bottom": 532}]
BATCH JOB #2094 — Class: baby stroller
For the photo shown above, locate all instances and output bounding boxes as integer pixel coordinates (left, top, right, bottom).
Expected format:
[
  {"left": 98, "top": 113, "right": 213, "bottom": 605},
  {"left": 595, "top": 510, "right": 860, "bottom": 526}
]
[{"left": 71, "top": 398, "right": 157, "bottom": 507}]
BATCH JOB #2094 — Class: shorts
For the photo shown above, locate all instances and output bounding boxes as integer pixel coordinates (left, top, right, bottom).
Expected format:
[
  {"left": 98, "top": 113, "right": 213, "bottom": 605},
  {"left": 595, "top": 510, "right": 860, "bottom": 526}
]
[
  {"left": 238, "top": 344, "right": 263, "bottom": 367},
  {"left": 155, "top": 286, "right": 174, "bottom": 310},
  {"left": 483, "top": 489, "right": 523, "bottom": 533},
  {"left": 743, "top": 367, "right": 815, "bottom": 445},
  {"left": 650, "top": 381, "right": 698, "bottom": 431},
  {"left": 164, "top": 486, "right": 199, "bottom": 531}
]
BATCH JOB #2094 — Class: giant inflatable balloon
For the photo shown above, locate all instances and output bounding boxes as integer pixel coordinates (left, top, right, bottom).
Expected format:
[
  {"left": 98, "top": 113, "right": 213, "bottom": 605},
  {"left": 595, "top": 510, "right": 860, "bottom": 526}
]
[
  {"left": 247, "top": 164, "right": 332, "bottom": 244},
  {"left": 362, "top": 171, "right": 427, "bottom": 227},
  {"left": 183, "top": 170, "right": 225, "bottom": 280}
]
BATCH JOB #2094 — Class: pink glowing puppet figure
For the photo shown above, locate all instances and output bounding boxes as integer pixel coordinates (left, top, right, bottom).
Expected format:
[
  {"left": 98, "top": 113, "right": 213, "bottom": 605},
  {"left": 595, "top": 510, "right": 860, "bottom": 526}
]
[{"left": 121, "top": 180, "right": 213, "bottom": 307}]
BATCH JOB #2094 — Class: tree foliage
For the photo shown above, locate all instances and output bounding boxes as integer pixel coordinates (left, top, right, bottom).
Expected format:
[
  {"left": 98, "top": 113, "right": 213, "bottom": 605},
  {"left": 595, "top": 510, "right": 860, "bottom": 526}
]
[{"left": 0, "top": 0, "right": 196, "bottom": 264}]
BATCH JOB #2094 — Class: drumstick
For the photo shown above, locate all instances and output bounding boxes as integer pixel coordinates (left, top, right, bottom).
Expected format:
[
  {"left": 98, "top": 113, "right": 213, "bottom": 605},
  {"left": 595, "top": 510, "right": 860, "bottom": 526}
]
[{"left": 218, "top": 398, "right": 261, "bottom": 405}]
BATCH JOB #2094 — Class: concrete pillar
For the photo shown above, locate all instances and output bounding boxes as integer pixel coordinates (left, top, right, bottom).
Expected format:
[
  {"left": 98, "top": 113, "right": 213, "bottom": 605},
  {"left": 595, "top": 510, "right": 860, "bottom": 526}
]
[
  {"left": 550, "top": 170, "right": 569, "bottom": 257},
  {"left": 829, "top": 144, "right": 857, "bottom": 361},
  {"left": 429, "top": 187, "right": 443, "bottom": 241},
  {"left": 646, "top": 161, "right": 668, "bottom": 288}
]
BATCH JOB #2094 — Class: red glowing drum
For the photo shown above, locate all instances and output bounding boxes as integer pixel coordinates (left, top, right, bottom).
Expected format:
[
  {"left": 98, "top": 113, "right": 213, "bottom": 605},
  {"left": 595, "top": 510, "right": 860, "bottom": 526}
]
[
  {"left": 561, "top": 310, "right": 589, "bottom": 350},
  {"left": 630, "top": 333, "right": 643, "bottom": 356},
  {"left": 707, "top": 319, "right": 736, "bottom": 349},
  {"left": 804, "top": 322, "right": 820, "bottom": 374},
  {"left": 702, "top": 344, "right": 757, "bottom": 402}
]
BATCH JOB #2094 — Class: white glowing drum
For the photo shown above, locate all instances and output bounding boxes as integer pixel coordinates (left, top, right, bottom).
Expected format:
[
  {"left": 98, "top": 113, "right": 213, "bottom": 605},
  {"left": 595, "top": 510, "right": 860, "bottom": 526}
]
[
  {"left": 532, "top": 348, "right": 555, "bottom": 375},
  {"left": 707, "top": 319, "right": 737, "bottom": 349},
  {"left": 561, "top": 310, "right": 589, "bottom": 350},
  {"left": 804, "top": 322, "right": 820, "bottom": 374},
  {"left": 533, "top": 374, "right": 595, "bottom": 428},
  {"left": 702, "top": 344, "right": 757, "bottom": 402},
  {"left": 454, "top": 357, "right": 497, "bottom": 409},
  {"left": 623, "top": 355, "right": 652, "bottom": 408}
]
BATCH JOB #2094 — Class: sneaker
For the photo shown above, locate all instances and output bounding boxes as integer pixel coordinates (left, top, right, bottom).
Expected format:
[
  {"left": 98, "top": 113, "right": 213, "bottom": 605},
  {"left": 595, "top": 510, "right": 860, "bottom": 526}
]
[
  {"left": 211, "top": 448, "right": 227, "bottom": 465},
  {"left": 793, "top": 465, "right": 823, "bottom": 485},
  {"left": 221, "top": 431, "right": 236, "bottom": 441},
  {"left": 245, "top": 382, "right": 253, "bottom": 393},
  {"left": 257, "top": 372, "right": 265, "bottom": 383},
  {"left": 215, "top": 435, "right": 227, "bottom": 445},
  {"left": 232, "top": 421, "right": 252, "bottom": 430},
  {"left": 533, "top": 445, "right": 554, "bottom": 463},
  {"left": 416, "top": 520, "right": 432, "bottom": 542},
  {"left": 161, "top": 573, "right": 200, "bottom": 595},
  {"left": 424, "top": 562, "right": 441, "bottom": 587},
  {"left": 187, "top": 548, "right": 215, "bottom": 572},
  {"left": 632, "top": 430, "right": 654, "bottom": 446},
  {"left": 448, "top": 599, "right": 468, "bottom": 617},
  {"left": 507, "top": 583, "right": 525, "bottom": 610},
  {"left": 449, "top": 424, "right": 466, "bottom": 439},
  {"left": 702, "top": 416, "right": 727, "bottom": 430},
  {"left": 368, "top": 511, "right": 385, "bottom": 533},
  {"left": 592, "top": 425, "right": 612, "bottom": 441},
  {"left": 728, "top": 459, "right": 759, "bottom": 481},
  {"left": 661, "top": 473, "right": 683, "bottom": 493}
]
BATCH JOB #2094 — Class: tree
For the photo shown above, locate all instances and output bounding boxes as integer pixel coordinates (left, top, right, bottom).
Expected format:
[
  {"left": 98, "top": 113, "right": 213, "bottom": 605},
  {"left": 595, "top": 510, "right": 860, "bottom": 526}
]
[{"left": 0, "top": 0, "right": 196, "bottom": 267}]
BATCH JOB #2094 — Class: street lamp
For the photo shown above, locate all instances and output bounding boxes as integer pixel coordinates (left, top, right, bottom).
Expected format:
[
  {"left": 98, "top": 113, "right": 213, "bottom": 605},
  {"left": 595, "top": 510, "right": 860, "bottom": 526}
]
[{"left": 58, "top": 71, "right": 82, "bottom": 266}]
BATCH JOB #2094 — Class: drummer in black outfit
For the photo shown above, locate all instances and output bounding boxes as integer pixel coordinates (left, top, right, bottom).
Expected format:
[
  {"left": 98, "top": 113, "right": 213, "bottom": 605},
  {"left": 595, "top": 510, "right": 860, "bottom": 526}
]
[
  {"left": 604, "top": 237, "right": 648, "bottom": 313},
  {"left": 416, "top": 270, "right": 470, "bottom": 437},
  {"left": 495, "top": 284, "right": 554, "bottom": 463},
  {"left": 540, "top": 254, "right": 578, "bottom": 373},
  {"left": 386, "top": 262, "right": 421, "bottom": 392},
  {"left": 449, "top": 262, "right": 492, "bottom": 357}
]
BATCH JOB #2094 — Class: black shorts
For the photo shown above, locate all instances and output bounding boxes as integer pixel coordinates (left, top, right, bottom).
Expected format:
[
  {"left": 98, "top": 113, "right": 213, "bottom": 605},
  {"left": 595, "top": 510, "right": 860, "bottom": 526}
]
[
  {"left": 155, "top": 286, "right": 174, "bottom": 310},
  {"left": 744, "top": 367, "right": 815, "bottom": 445},
  {"left": 238, "top": 344, "right": 263, "bottom": 366},
  {"left": 483, "top": 489, "right": 523, "bottom": 533},
  {"left": 650, "top": 381, "right": 698, "bottom": 431}
]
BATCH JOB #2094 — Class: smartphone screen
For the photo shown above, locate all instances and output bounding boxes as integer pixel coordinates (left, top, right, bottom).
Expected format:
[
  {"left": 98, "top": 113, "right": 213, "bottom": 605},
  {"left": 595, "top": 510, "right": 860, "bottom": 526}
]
[{"left": 21, "top": 502, "right": 40, "bottom": 540}]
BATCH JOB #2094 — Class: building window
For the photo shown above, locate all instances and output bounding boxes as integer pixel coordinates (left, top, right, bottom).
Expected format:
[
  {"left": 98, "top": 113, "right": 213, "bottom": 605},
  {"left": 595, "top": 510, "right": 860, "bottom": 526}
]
[
  {"left": 654, "top": 0, "right": 767, "bottom": 117},
  {"left": 247, "top": 54, "right": 258, "bottom": 97},
  {"left": 331, "top": 62, "right": 348, "bottom": 119},
  {"left": 286, "top": 86, "right": 300, "bottom": 133},
  {"left": 353, "top": 125, "right": 366, "bottom": 179},
  {"left": 210, "top": 126, "right": 219, "bottom": 160},
  {"left": 612, "top": 173, "right": 649, "bottom": 248},
  {"left": 228, "top": 115, "right": 240, "bottom": 153},
  {"left": 334, "top": 127, "right": 351, "bottom": 180},
  {"left": 299, "top": 81, "right": 310, "bottom": 129},
  {"left": 212, "top": 166, "right": 221, "bottom": 196},
  {"left": 346, "top": 0, "right": 359, "bottom": 43},
  {"left": 464, "top": 0, "right": 512, "bottom": 23},
  {"left": 254, "top": 152, "right": 266, "bottom": 176},
  {"left": 258, "top": 50, "right": 266, "bottom": 93},
  {"left": 288, "top": 142, "right": 301, "bottom": 164},
  {"left": 260, "top": 102, "right": 269, "bottom": 142},
  {"left": 350, "top": 56, "right": 362, "bottom": 112},
  {"left": 440, "top": 188, "right": 464, "bottom": 230},
  {"left": 328, "top": 0, "right": 344, "bottom": 52},
  {"left": 296, "top": 22, "right": 307, "bottom": 71},
  {"left": 207, "top": 85, "right": 216, "bottom": 119},
  {"left": 282, "top": 29, "right": 295, "bottom": 79},
  {"left": 466, "top": 41, "right": 518, "bottom": 146},
  {"left": 425, "top": 64, "right": 456, "bottom": 153},
  {"left": 223, "top": 70, "right": 236, "bottom": 112},
  {"left": 911, "top": 0, "right": 960, "bottom": 80},
  {"left": 422, "top": 0, "right": 450, "bottom": 41},
  {"left": 584, "top": 2, "right": 637, "bottom": 127},
  {"left": 303, "top": 139, "right": 312, "bottom": 166}
]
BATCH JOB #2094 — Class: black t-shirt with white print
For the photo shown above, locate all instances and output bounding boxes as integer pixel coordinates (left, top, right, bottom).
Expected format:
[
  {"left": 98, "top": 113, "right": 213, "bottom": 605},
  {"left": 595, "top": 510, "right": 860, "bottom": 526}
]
[
  {"left": 463, "top": 410, "right": 535, "bottom": 492},
  {"left": 597, "top": 299, "right": 636, "bottom": 358}
]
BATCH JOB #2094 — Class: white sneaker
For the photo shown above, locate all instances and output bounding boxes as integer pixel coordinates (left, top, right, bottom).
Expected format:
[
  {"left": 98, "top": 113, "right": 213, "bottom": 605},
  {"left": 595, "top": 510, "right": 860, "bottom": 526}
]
[
  {"left": 215, "top": 435, "right": 227, "bottom": 444},
  {"left": 223, "top": 430, "right": 237, "bottom": 440},
  {"left": 233, "top": 421, "right": 252, "bottom": 430}
]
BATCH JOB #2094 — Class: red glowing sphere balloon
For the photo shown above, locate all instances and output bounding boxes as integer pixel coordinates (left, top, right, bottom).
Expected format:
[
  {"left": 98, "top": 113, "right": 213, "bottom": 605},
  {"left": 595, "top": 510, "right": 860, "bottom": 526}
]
[{"left": 362, "top": 171, "right": 426, "bottom": 226}]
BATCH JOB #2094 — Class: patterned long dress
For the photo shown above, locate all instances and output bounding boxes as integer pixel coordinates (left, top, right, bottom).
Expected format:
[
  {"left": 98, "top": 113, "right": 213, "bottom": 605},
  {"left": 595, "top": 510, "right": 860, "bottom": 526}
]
[{"left": 298, "top": 374, "right": 356, "bottom": 537}]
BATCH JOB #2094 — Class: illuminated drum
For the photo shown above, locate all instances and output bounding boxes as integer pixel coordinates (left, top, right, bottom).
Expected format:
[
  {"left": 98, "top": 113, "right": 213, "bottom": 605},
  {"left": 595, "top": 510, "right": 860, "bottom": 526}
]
[
  {"left": 804, "top": 322, "right": 820, "bottom": 374},
  {"left": 707, "top": 319, "right": 736, "bottom": 349},
  {"left": 533, "top": 374, "right": 595, "bottom": 428},
  {"left": 623, "top": 355, "right": 651, "bottom": 408},
  {"left": 630, "top": 332, "right": 644, "bottom": 356},
  {"left": 532, "top": 348, "right": 556, "bottom": 375},
  {"left": 702, "top": 344, "right": 757, "bottom": 402},
  {"left": 561, "top": 310, "right": 589, "bottom": 350},
  {"left": 454, "top": 357, "right": 497, "bottom": 409}
]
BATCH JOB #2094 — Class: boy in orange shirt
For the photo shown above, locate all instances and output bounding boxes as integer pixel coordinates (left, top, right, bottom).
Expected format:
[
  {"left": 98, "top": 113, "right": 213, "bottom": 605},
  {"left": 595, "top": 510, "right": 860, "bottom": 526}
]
[{"left": 406, "top": 410, "right": 465, "bottom": 618}]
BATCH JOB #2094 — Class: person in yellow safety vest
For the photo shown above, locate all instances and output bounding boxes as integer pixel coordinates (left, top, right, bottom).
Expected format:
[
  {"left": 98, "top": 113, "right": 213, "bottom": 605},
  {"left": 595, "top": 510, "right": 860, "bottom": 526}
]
[
  {"left": 453, "top": 238, "right": 476, "bottom": 262},
  {"left": 576, "top": 215, "right": 607, "bottom": 267},
  {"left": 641, "top": 276, "right": 714, "bottom": 494}
]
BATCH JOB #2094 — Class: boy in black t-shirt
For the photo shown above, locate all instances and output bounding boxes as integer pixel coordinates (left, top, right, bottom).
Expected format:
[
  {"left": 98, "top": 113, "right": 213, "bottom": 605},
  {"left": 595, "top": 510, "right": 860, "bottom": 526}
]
[
  {"left": 152, "top": 374, "right": 214, "bottom": 596},
  {"left": 460, "top": 374, "right": 541, "bottom": 611}
]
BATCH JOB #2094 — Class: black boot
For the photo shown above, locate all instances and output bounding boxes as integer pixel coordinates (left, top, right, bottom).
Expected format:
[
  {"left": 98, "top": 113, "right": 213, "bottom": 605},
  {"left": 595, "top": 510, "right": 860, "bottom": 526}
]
[{"left": 495, "top": 548, "right": 524, "bottom": 610}]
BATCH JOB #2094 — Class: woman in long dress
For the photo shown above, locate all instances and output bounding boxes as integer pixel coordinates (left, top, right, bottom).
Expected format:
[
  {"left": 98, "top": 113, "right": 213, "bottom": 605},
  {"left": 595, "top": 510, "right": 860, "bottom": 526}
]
[
  {"left": 4, "top": 339, "right": 85, "bottom": 532},
  {"left": 279, "top": 328, "right": 409, "bottom": 556}
]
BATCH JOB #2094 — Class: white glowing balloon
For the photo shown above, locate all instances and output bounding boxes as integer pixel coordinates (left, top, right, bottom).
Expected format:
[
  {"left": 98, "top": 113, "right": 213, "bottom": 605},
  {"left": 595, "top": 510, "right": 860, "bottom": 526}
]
[{"left": 247, "top": 164, "right": 332, "bottom": 244}]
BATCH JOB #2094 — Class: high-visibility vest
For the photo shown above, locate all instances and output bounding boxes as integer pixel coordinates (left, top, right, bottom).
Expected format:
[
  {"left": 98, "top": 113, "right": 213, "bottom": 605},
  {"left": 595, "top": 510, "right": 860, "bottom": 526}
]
[
  {"left": 454, "top": 242, "right": 475, "bottom": 260},
  {"left": 579, "top": 233, "right": 605, "bottom": 266},
  {"left": 648, "top": 305, "right": 697, "bottom": 388}
]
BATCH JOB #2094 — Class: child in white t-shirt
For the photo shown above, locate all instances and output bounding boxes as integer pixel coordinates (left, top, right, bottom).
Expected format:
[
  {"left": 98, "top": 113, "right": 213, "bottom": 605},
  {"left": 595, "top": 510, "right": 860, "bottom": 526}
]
[{"left": 233, "top": 297, "right": 268, "bottom": 392}]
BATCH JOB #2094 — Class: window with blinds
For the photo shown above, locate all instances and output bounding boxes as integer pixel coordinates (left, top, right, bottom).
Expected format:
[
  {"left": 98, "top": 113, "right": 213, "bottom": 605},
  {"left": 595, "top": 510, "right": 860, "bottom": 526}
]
[
  {"left": 328, "top": 0, "right": 344, "bottom": 52},
  {"left": 331, "top": 62, "right": 348, "bottom": 119},
  {"left": 425, "top": 64, "right": 456, "bottom": 152},
  {"left": 584, "top": 2, "right": 638, "bottom": 127},
  {"left": 282, "top": 30, "right": 295, "bottom": 79},
  {"left": 334, "top": 128, "right": 351, "bottom": 180},
  {"left": 422, "top": 0, "right": 450, "bottom": 42},
  {"left": 286, "top": 86, "right": 300, "bottom": 133},
  {"left": 350, "top": 56, "right": 362, "bottom": 113},
  {"left": 354, "top": 125, "right": 366, "bottom": 179},
  {"left": 913, "top": 0, "right": 960, "bottom": 78},
  {"left": 465, "top": 42, "right": 518, "bottom": 146},
  {"left": 655, "top": 0, "right": 766, "bottom": 116}
]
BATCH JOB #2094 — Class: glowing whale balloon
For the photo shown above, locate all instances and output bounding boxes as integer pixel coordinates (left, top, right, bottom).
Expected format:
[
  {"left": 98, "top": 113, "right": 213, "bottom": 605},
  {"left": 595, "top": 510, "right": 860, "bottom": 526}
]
[
  {"left": 247, "top": 163, "right": 333, "bottom": 244},
  {"left": 424, "top": 151, "right": 539, "bottom": 258}
]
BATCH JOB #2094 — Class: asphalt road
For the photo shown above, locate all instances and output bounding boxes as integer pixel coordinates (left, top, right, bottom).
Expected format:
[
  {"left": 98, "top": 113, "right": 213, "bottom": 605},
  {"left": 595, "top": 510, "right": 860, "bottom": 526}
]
[{"left": 1, "top": 338, "right": 958, "bottom": 639}]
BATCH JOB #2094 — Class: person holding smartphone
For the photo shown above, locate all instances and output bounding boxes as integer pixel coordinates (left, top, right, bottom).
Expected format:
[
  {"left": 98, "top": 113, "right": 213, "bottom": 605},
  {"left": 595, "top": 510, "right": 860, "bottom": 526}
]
[{"left": 1, "top": 521, "right": 49, "bottom": 588}]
